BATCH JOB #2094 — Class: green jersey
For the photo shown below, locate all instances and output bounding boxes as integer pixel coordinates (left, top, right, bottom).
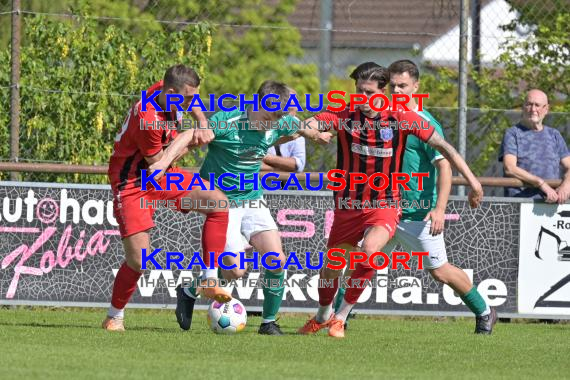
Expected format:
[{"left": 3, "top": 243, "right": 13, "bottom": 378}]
[
  {"left": 199, "top": 109, "right": 299, "bottom": 201},
  {"left": 401, "top": 109, "right": 445, "bottom": 221}
]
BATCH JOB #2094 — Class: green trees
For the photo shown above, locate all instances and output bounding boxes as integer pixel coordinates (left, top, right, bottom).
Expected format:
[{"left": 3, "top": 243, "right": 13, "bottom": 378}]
[
  {"left": 1, "top": 0, "right": 321, "bottom": 182},
  {"left": 0, "top": 15, "right": 210, "bottom": 182},
  {"left": 418, "top": 1, "right": 569, "bottom": 175},
  {"left": 467, "top": 1, "right": 570, "bottom": 174}
]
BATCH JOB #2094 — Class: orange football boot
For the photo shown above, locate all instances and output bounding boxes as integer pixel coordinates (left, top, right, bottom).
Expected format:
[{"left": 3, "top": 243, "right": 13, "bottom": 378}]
[{"left": 298, "top": 314, "right": 334, "bottom": 335}]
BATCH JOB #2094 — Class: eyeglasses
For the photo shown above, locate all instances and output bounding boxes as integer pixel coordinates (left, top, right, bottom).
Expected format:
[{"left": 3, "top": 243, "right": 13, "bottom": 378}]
[{"left": 524, "top": 102, "right": 547, "bottom": 109}]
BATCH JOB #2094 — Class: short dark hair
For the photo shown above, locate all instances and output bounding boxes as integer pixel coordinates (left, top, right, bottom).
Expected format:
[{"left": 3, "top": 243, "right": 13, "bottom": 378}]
[
  {"left": 163, "top": 64, "right": 200, "bottom": 91},
  {"left": 257, "top": 80, "right": 291, "bottom": 119},
  {"left": 350, "top": 62, "right": 388, "bottom": 90},
  {"left": 388, "top": 60, "right": 419, "bottom": 81}
]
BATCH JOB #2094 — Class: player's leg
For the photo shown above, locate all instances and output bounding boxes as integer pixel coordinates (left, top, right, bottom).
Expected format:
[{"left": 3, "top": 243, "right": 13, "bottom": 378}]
[
  {"left": 241, "top": 205, "right": 286, "bottom": 335},
  {"left": 330, "top": 208, "right": 400, "bottom": 338},
  {"left": 103, "top": 188, "right": 155, "bottom": 331},
  {"left": 174, "top": 206, "right": 245, "bottom": 330},
  {"left": 297, "top": 244, "right": 350, "bottom": 334},
  {"left": 333, "top": 267, "right": 352, "bottom": 315},
  {"left": 330, "top": 226, "right": 392, "bottom": 338},
  {"left": 167, "top": 169, "right": 231, "bottom": 301},
  {"left": 248, "top": 229, "right": 286, "bottom": 335},
  {"left": 218, "top": 208, "right": 248, "bottom": 280},
  {"left": 102, "top": 232, "right": 150, "bottom": 331},
  {"left": 395, "top": 220, "right": 496, "bottom": 334},
  {"left": 333, "top": 235, "right": 397, "bottom": 327},
  {"left": 298, "top": 210, "right": 364, "bottom": 335},
  {"left": 411, "top": 221, "right": 496, "bottom": 334},
  {"left": 431, "top": 263, "right": 497, "bottom": 334}
]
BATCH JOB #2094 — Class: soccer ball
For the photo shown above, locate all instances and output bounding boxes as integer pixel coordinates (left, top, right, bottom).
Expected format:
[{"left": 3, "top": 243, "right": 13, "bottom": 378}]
[{"left": 207, "top": 298, "right": 247, "bottom": 334}]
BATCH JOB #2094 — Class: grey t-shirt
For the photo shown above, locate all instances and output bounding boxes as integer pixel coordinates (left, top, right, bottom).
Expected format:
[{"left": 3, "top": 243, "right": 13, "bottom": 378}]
[{"left": 499, "top": 123, "right": 570, "bottom": 198}]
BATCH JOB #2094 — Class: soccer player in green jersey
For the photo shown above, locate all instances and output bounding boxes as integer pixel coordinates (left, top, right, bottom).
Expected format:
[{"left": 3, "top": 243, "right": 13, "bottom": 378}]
[
  {"left": 333, "top": 60, "right": 496, "bottom": 334},
  {"left": 150, "top": 80, "right": 331, "bottom": 335}
]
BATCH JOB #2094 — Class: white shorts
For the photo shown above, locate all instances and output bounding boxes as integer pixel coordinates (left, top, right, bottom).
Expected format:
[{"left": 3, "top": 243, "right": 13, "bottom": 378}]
[
  {"left": 382, "top": 220, "right": 448, "bottom": 270},
  {"left": 224, "top": 199, "right": 278, "bottom": 252}
]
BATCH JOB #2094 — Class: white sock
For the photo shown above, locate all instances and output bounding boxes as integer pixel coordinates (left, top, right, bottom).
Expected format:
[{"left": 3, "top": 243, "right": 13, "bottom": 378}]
[
  {"left": 315, "top": 303, "right": 332, "bottom": 323},
  {"left": 479, "top": 304, "right": 491, "bottom": 316},
  {"left": 203, "top": 268, "right": 218, "bottom": 279},
  {"left": 108, "top": 306, "right": 124, "bottom": 319},
  {"left": 335, "top": 299, "right": 354, "bottom": 322},
  {"left": 262, "top": 318, "right": 275, "bottom": 324}
]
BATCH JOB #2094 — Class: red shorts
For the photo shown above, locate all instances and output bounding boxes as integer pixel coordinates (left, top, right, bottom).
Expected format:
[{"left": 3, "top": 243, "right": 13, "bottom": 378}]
[
  {"left": 327, "top": 208, "right": 402, "bottom": 248},
  {"left": 112, "top": 167, "right": 196, "bottom": 238}
]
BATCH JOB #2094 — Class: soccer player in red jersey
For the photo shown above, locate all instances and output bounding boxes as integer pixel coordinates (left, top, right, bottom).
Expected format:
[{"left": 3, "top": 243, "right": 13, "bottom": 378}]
[
  {"left": 297, "top": 62, "right": 484, "bottom": 338},
  {"left": 103, "top": 64, "right": 231, "bottom": 331}
]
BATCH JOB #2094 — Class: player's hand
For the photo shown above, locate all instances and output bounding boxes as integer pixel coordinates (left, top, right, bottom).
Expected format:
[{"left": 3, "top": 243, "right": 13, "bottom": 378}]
[
  {"left": 424, "top": 208, "right": 445, "bottom": 235},
  {"left": 262, "top": 154, "right": 275, "bottom": 164},
  {"left": 539, "top": 182, "right": 559, "bottom": 203},
  {"left": 149, "top": 159, "right": 169, "bottom": 181},
  {"left": 190, "top": 128, "right": 214, "bottom": 146},
  {"left": 315, "top": 132, "right": 333, "bottom": 145},
  {"left": 555, "top": 184, "right": 570, "bottom": 204},
  {"left": 467, "top": 183, "right": 483, "bottom": 208}
]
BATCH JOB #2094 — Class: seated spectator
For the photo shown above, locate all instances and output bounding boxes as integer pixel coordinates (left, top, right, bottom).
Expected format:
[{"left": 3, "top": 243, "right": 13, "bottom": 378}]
[
  {"left": 262, "top": 138, "right": 306, "bottom": 173},
  {"left": 261, "top": 88, "right": 306, "bottom": 173},
  {"left": 499, "top": 89, "right": 570, "bottom": 203}
]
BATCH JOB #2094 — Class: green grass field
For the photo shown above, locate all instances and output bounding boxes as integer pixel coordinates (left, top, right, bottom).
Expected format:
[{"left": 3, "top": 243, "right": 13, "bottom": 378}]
[{"left": 0, "top": 307, "right": 569, "bottom": 380}]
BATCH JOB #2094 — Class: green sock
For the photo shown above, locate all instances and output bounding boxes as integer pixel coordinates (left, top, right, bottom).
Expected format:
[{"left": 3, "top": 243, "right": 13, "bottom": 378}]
[
  {"left": 460, "top": 286, "right": 488, "bottom": 316},
  {"left": 262, "top": 270, "right": 285, "bottom": 322},
  {"left": 334, "top": 287, "right": 346, "bottom": 313}
]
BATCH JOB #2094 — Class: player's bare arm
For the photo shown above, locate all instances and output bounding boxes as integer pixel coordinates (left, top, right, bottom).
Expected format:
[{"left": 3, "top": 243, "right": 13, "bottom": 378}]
[
  {"left": 147, "top": 131, "right": 197, "bottom": 180},
  {"left": 189, "top": 107, "right": 213, "bottom": 146},
  {"left": 426, "top": 131, "right": 483, "bottom": 208},
  {"left": 262, "top": 155, "right": 297, "bottom": 172},
  {"left": 424, "top": 158, "right": 452, "bottom": 235},
  {"left": 144, "top": 149, "right": 165, "bottom": 165},
  {"left": 503, "top": 153, "right": 558, "bottom": 203},
  {"left": 296, "top": 117, "right": 333, "bottom": 144}
]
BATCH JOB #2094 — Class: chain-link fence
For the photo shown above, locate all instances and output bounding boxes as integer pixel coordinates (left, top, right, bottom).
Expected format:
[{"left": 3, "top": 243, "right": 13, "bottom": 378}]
[{"left": 1, "top": 0, "right": 569, "bottom": 194}]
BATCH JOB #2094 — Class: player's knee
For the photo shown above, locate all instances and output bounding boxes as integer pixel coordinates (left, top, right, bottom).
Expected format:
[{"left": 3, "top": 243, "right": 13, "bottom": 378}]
[
  {"left": 198, "top": 189, "right": 229, "bottom": 214},
  {"left": 209, "top": 189, "right": 228, "bottom": 202},
  {"left": 272, "top": 253, "right": 286, "bottom": 273},
  {"left": 361, "top": 242, "right": 379, "bottom": 258},
  {"left": 429, "top": 267, "right": 450, "bottom": 284}
]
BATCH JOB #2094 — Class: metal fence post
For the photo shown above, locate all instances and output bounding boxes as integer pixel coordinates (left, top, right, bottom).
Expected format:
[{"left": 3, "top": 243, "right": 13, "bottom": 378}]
[
  {"left": 457, "top": 0, "right": 469, "bottom": 196},
  {"left": 10, "top": 0, "right": 21, "bottom": 181},
  {"left": 319, "top": 0, "right": 332, "bottom": 92}
]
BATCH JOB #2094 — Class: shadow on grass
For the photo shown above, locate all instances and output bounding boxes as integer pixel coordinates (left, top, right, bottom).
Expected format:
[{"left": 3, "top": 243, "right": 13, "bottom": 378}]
[{"left": 0, "top": 320, "right": 180, "bottom": 333}]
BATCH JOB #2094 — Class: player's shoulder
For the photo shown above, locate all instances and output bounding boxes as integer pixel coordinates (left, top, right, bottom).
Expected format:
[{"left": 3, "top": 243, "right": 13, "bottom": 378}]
[
  {"left": 416, "top": 108, "right": 439, "bottom": 124},
  {"left": 416, "top": 108, "right": 443, "bottom": 133},
  {"left": 211, "top": 108, "right": 244, "bottom": 123},
  {"left": 386, "top": 105, "right": 416, "bottom": 120},
  {"left": 278, "top": 114, "right": 301, "bottom": 129},
  {"left": 281, "top": 114, "right": 300, "bottom": 123},
  {"left": 315, "top": 106, "right": 351, "bottom": 120}
]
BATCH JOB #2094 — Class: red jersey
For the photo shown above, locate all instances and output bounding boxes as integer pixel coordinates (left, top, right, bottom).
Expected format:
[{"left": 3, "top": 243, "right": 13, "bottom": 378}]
[
  {"left": 315, "top": 106, "right": 435, "bottom": 204},
  {"left": 108, "top": 80, "right": 178, "bottom": 191}
]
